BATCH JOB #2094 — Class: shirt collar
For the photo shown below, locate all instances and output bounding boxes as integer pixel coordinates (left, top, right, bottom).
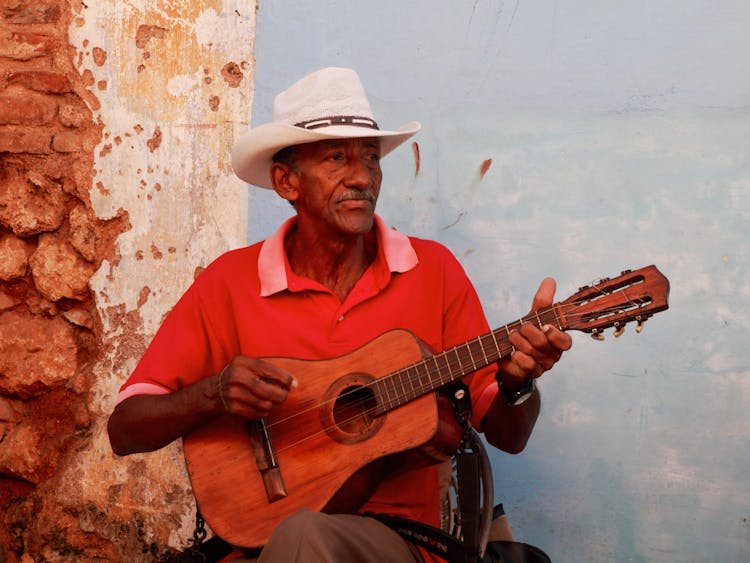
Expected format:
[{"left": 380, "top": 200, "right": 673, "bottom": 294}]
[{"left": 258, "top": 214, "right": 419, "bottom": 296}]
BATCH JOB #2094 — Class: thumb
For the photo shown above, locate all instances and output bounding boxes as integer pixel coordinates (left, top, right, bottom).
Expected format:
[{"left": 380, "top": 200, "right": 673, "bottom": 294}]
[{"left": 531, "top": 277, "right": 556, "bottom": 312}]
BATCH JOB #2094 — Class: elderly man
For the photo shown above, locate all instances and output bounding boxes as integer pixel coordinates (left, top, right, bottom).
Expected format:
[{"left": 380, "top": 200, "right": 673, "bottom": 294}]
[{"left": 108, "top": 67, "right": 572, "bottom": 562}]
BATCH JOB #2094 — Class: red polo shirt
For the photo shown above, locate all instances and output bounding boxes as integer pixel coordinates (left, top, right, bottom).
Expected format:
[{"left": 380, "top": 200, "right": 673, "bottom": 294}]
[{"left": 117, "top": 214, "right": 499, "bottom": 555}]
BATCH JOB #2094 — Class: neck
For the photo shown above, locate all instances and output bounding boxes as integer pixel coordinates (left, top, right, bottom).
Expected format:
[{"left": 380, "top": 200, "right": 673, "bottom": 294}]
[{"left": 285, "top": 223, "right": 377, "bottom": 301}]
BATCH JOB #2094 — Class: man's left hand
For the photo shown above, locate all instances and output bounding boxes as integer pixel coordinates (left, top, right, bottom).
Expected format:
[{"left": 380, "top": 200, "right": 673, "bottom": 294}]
[{"left": 497, "top": 277, "right": 572, "bottom": 384}]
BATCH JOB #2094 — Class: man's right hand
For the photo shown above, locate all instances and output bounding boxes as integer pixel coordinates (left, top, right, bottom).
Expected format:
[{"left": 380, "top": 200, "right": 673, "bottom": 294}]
[
  {"left": 108, "top": 356, "right": 297, "bottom": 456},
  {"left": 216, "top": 356, "right": 298, "bottom": 419}
]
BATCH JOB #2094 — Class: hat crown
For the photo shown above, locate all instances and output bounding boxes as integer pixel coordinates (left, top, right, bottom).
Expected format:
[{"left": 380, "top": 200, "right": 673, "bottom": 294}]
[{"left": 273, "top": 67, "right": 375, "bottom": 126}]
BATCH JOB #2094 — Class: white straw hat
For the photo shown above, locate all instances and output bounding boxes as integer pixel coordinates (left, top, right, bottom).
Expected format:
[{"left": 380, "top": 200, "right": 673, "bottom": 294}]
[{"left": 231, "top": 67, "right": 421, "bottom": 189}]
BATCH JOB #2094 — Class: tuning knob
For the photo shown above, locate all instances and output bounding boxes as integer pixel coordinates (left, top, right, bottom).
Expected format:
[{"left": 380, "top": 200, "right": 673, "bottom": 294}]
[
  {"left": 613, "top": 323, "right": 625, "bottom": 337},
  {"left": 591, "top": 329, "right": 605, "bottom": 341},
  {"left": 635, "top": 316, "right": 644, "bottom": 333}
]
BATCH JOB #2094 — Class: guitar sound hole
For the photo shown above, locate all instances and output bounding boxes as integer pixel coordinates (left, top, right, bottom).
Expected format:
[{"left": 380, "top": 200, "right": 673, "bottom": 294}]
[{"left": 333, "top": 385, "right": 377, "bottom": 434}]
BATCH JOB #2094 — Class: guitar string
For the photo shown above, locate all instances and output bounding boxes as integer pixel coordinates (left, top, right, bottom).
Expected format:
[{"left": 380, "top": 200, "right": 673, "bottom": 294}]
[{"left": 260, "top": 297, "right": 648, "bottom": 456}]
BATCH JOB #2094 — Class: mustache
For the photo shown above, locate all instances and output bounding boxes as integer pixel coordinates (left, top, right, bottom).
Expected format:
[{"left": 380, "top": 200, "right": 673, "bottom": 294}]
[{"left": 336, "top": 189, "right": 376, "bottom": 203}]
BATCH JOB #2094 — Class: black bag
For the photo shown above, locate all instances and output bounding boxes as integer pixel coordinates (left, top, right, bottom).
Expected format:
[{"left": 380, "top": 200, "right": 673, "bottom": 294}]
[{"left": 483, "top": 540, "right": 551, "bottom": 563}]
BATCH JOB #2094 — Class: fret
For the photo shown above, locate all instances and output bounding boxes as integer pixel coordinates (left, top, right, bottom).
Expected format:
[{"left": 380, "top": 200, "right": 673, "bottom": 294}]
[
  {"left": 478, "top": 335, "right": 490, "bottom": 365},
  {"left": 490, "top": 329, "right": 502, "bottom": 359},
  {"left": 452, "top": 347, "right": 464, "bottom": 375},
  {"left": 438, "top": 354, "right": 452, "bottom": 387},
  {"left": 405, "top": 365, "right": 417, "bottom": 399},
  {"left": 550, "top": 304, "right": 563, "bottom": 329},
  {"left": 415, "top": 359, "right": 432, "bottom": 396},
  {"left": 465, "top": 341, "right": 478, "bottom": 371},
  {"left": 534, "top": 310, "right": 543, "bottom": 328},
  {"left": 430, "top": 354, "right": 442, "bottom": 383},
  {"left": 504, "top": 324, "right": 515, "bottom": 354},
  {"left": 375, "top": 377, "right": 393, "bottom": 413},
  {"left": 390, "top": 370, "right": 404, "bottom": 404}
]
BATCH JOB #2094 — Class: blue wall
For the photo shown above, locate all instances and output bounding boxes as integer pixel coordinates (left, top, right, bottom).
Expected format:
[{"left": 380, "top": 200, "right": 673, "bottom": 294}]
[{"left": 247, "top": 2, "right": 750, "bottom": 561}]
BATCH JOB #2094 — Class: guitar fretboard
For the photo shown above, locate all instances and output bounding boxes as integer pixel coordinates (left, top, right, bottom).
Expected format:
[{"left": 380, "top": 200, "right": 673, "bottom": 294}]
[{"left": 372, "top": 306, "right": 562, "bottom": 414}]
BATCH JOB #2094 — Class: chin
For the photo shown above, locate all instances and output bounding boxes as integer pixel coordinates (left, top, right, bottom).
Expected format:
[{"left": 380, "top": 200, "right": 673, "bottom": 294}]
[{"left": 340, "top": 214, "right": 375, "bottom": 235}]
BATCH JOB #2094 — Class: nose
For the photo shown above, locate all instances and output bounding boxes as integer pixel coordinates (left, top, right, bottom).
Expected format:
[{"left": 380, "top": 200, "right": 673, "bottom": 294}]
[{"left": 344, "top": 155, "right": 378, "bottom": 190}]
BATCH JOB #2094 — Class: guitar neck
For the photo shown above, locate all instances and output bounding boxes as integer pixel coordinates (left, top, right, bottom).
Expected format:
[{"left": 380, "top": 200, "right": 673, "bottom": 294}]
[{"left": 372, "top": 306, "right": 562, "bottom": 415}]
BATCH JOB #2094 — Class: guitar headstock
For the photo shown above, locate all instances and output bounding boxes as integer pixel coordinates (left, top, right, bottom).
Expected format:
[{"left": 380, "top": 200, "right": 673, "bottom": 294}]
[{"left": 556, "top": 265, "right": 670, "bottom": 338}]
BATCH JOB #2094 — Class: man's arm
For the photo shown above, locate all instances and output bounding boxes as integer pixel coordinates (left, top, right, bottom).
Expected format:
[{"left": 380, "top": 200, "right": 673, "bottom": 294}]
[
  {"left": 482, "top": 278, "right": 572, "bottom": 453},
  {"left": 108, "top": 356, "right": 297, "bottom": 456}
]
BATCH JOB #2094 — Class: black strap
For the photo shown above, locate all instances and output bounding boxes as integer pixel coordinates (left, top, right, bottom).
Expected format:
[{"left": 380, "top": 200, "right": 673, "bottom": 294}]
[
  {"left": 448, "top": 380, "right": 483, "bottom": 561},
  {"left": 455, "top": 448, "right": 482, "bottom": 560},
  {"left": 369, "top": 513, "right": 470, "bottom": 563}
]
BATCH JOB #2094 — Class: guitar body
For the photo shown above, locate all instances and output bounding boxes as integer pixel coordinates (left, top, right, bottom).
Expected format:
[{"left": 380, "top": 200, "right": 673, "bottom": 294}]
[{"left": 183, "top": 329, "right": 456, "bottom": 550}]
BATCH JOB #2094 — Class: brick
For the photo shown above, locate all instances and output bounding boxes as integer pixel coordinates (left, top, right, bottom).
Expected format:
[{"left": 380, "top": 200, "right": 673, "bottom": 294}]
[
  {"left": 1, "top": 1, "right": 61, "bottom": 24},
  {"left": 0, "top": 232, "right": 30, "bottom": 280},
  {"left": 0, "top": 163, "right": 65, "bottom": 235},
  {"left": 0, "top": 31, "right": 55, "bottom": 61},
  {"left": 29, "top": 233, "right": 97, "bottom": 301},
  {"left": 0, "top": 310, "right": 78, "bottom": 397},
  {"left": 0, "top": 125, "right": 52, "bottom": 153},
  {"left": 51, "top": 130, "right": 84, "bottom": 153},
  {"left": 0, "top": 93, "right": 57, "bottom": 125},
  {"left": 58, "top": 99, "right": 91, "bottom": 128},
  {"left": 8, "top": 70, "right": 72, "bottom": 94}
]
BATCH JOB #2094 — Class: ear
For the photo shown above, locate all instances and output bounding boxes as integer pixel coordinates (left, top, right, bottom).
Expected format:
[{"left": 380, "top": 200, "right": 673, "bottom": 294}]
[{"left": 270, "top": 162, "right": 300, "bottom": 204}]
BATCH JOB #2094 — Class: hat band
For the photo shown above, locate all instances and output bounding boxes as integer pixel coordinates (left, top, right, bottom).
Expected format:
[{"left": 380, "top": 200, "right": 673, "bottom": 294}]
[{"left": 294, "top": 115, "right": 379, "bottom": 131}]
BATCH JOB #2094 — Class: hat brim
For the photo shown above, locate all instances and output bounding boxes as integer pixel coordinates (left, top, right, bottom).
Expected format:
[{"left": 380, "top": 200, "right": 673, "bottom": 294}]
[{"left": 231, "top": 121, "right": 421, "bottom": 189}]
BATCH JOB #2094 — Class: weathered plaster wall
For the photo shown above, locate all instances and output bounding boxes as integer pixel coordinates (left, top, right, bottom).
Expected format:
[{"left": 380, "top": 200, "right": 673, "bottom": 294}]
[{"left": 1, "top": 1, "right": 253, "bottom": 560}]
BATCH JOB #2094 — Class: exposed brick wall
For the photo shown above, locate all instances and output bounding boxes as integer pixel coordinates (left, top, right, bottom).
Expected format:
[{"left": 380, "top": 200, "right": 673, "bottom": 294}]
[{"left": 0, "top": 0, "right": 129, "bottom": 560}]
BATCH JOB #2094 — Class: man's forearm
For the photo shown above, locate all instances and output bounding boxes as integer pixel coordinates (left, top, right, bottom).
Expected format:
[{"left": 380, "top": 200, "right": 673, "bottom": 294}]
[
  {"left": 107, "top": 374, "right": 221, "bottom": 455},
  {"left": 482, "top": 387, "right": 540, "bottom": 454}
]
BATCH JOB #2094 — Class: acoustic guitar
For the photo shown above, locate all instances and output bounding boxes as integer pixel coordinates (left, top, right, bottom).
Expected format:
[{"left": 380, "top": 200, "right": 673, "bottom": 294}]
[{"left": 183, "top": 265, "right": 670, "bottom": 549}]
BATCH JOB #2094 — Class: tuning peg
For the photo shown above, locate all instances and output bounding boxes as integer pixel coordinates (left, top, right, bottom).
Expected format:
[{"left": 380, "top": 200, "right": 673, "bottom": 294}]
[
  {"left": 591, "top": 329, "right": 605, "bottom": 341},
  {"left": 613, "top": 323, "right": 625, "bottom": 337},
  {"left": 635, "top": 315, "right": 644, "bottom": 333}
]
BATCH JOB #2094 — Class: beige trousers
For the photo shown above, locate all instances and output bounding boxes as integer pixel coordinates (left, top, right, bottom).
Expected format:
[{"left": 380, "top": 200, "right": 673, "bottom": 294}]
[{"left": 233, "top": 509, "right": 422, "bottom": 563}]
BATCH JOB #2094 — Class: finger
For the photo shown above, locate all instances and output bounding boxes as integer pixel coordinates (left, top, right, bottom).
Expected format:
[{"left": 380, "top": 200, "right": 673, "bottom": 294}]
[
  {"left": 233, "top": 356, "right": 298, "bottom": 391},
  {"left": 509, "top": 326, "right": 566, "bottom": 372},
  {"left": 530, "top": 277, "right": 556, "bottom": 312},
  {"left": 223, "top": 375, "right": 290, "bottom": 418},
  {"left": 542, "top": 324, "right": 573, "bottom": 352},
  {"left": 512, "top": 324, "right": 557, "bottom": 358},
  {"left": 498, "top": 351, "right": 543, "bottom": 381}
]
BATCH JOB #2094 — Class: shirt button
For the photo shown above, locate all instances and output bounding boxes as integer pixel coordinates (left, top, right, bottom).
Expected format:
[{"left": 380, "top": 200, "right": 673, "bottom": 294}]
[{"left": 338, "top": 315, "right": 344, "bottom": 322}]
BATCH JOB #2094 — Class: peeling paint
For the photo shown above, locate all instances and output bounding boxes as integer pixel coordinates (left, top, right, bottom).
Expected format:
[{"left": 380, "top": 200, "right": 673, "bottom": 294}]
[
  {"left": 221, "top": 61, "right": 244, "bottom": 87},
  {"left": 64, "top": 0, "right": 256, "bottom": 556},
  {"left": 479, "top": 158, "right": 492, "bottom": 179},
  {"left": 135, "top": 24, "right": 167, "bottom": 49},
  {"left": 146, "top": 127, "right": 162, "bottom": 152}
]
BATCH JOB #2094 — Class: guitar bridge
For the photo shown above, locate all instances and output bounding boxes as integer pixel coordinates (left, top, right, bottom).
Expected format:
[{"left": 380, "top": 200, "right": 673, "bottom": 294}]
[{"left": 248, "top": 418, "right": 287, "bottom": 503}]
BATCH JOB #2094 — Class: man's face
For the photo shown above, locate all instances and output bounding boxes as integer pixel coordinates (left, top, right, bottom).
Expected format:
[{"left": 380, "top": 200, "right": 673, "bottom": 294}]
[{"left": 279, "top": 137, "right": 383, "bottom": 237}]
